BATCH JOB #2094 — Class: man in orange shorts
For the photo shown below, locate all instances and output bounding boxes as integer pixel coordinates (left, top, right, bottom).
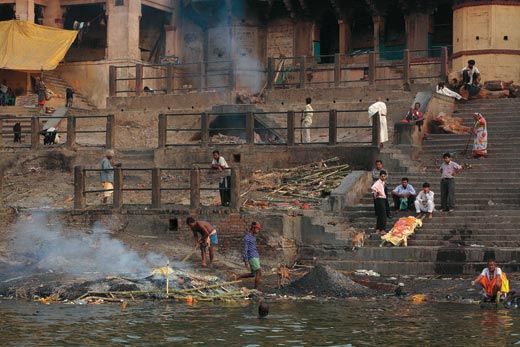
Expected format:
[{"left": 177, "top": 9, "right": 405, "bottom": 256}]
[{"left": 472, "top": 259, "right": 502, "bottom": 301}]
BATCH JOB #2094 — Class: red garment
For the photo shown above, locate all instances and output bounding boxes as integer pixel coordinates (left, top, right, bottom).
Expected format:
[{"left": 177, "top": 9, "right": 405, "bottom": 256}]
[{"left": 479, "top": 276, "right": 500, "bottom": 297}]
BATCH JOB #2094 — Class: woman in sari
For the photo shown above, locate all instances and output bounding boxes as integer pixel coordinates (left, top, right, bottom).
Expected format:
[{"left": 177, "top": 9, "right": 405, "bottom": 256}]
[{"left": 472, "top": 113, "right": 488, "bottom": 158}]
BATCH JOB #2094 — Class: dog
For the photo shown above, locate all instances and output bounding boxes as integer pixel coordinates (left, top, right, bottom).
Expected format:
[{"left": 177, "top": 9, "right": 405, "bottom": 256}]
[
  {"left": 351, "top": 231, "right": 365, "bottom": 250},
  {"left": 13, "top": 122, "right": 22, "bottom": 143},
  {"left": 277, "top": 265, "right": 291, "bottom": 288}
]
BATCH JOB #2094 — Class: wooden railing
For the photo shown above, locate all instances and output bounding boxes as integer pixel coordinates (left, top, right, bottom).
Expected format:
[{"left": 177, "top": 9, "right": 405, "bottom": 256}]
[
  {"left": 157, "top": 109, "right": 379, "bottom": 147},
  {"left": 0, "top": 115, "right": 115, "bottom": 149},
  {"left": 74, "top": 166, "right": 240, "bottom": 210}
]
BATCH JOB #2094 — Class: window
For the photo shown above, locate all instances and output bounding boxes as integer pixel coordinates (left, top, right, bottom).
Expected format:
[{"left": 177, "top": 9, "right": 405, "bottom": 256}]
[{"left": 115, "top": 0, "right": 124, "bottom": 6}]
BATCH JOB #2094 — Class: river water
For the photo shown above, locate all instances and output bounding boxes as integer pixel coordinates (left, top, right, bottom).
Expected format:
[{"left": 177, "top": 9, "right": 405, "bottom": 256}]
[{"left": 1, "top": 299, "right": 519, "bottom": 346}]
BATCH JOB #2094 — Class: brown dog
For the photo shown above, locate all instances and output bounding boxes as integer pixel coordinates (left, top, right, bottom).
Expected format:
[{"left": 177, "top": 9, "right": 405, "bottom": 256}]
[
  {"left": 351, "top": 231, "right": 365, "bottom": 250},
  {"left": 277, "top": 265, "right": 291, "bottom": 288}
]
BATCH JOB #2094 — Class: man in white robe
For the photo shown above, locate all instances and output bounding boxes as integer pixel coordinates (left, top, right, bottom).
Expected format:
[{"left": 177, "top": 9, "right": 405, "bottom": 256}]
[{"left": 368, "top": 98, "right": 388, "bottom": 148}]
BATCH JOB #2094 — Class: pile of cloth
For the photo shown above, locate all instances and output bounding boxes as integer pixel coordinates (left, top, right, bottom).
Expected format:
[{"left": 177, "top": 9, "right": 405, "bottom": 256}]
[{"left": 380, "top": 216, "right": 423, "bottom": 247}]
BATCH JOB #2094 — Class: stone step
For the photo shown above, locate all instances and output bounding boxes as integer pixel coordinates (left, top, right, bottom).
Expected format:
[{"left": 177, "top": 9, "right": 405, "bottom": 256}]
[
  {"left": 406, "top": 240, "right": 520, "bottom": 247},
  {"left": 416, "top": 229, "right": 520, "bottom": 235},
  {"left": 312, "top": 259, "right": 520, "bottom": 275},
  {"left": 350, "top": 222, "right": 520, "bottom": 231},
  {"left": 412, "top": 234, "right": 520, "bottom": 241}
]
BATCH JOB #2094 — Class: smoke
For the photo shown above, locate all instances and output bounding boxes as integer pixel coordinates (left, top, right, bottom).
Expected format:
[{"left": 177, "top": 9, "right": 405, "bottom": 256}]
[{"left": 11, "top": 214, "right": 169, "bottom": 277}]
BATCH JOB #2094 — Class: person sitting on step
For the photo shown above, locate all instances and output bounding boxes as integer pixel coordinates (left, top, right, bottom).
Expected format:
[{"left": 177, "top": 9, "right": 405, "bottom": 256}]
[
  {"left": 391, "top": 177, "right": 416, "bottom": 212},
  {"left": 414, "top": 182, "right": 435, "bottom": 219}
]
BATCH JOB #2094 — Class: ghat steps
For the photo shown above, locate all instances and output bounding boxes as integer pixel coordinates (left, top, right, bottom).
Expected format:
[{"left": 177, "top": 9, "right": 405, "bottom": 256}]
[{"left": 305, "top": 97, "right": 520, "bottom": 275}]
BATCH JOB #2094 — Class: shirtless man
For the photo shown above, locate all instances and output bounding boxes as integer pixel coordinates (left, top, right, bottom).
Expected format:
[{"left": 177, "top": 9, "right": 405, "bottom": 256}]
[{"left": 186, "top": 217, "right": 218, "bottom": 267}]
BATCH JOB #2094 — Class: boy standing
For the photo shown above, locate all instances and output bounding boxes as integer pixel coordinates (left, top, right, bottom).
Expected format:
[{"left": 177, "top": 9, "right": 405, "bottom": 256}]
[
  {"left": 236, "top": 222, "right": 262, "bottom": 289},
  {"left": 371, "top": 170, "right": 388, "bottom": 235},
  {"left": 440, "top": 153, "right": 463, "bottom": 212}
]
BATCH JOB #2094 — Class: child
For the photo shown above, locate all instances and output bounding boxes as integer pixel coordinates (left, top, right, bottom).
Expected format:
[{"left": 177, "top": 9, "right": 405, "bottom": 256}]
[
  {"left": 66, "top": 87, "right": 74, "bottom": 108},
  {"left": 235, "top": 222, "right": 262, "bottom": 290},
  {"left": 439, "top": 152, "right": 462, "bottom": 212},
  {"left": 472, "top": 259, "right": 505, "bottom": 302}
]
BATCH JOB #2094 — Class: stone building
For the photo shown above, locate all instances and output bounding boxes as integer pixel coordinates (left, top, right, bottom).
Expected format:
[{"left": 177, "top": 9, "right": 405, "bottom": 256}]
[{"left": 0, "top": 0, "right": 518, "bottom": 108}]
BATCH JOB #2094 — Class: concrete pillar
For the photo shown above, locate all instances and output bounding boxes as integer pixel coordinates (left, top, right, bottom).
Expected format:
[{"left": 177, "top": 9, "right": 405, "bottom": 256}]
[
  {"left": 113, "top": 167, "right": 123, "bottom": 209},
  {"left": 158, "top": 114, "right": 167, "bottom": 149},
  {"left": 245, "top": 112, "right": 255, "bottom": 144},
  {"left": 31, "top": 116, "right": 39, "bottom": 150},
  {"left": 200, "top": 112, "right": 209, "bottom": 146},
  {"left": 15, "top": 0, "right": 34, "bottom": 22},
  {"left": 105, "top": 114, "right": 115, "bottom": 149},
  {"left": 151, "top": 168, "right": 161, "bottom": 209},
  {"left": 267, "top": 57, "right": 274, "bottom": 90},
  {"left": 373, "top": 16, "right": 384, "bottom": 55},
  {"left": 403, "top": 49, "right": 411, "bottom": 85},
  {"left": 66, "top": 116, "right": 76, "bottom": 149},
  {"left": 42, "top": 1, "right": 63, "bottom": 28},
  {"left": 368, "top": 52, "right": 376, "bottom": 85},
  {"left": 106, "top": 0, "right": 141, "bottom": 60},
  {"left": 73, "top": 166, "right": 86, "bottom": 210},
  {"left": 109, "top": 66, "right": 117, "bottom": 97},
  {"left": 338, "top": 20, "right": 351, "bottom": 54},
  {"left": 299, "top": 56, "right": 306, "bottom": 88},
  {"left": 372, "top": 113, "right": 380, "bottom": 146},
  {"left": 405, "top": 12, "right": 431, "bottom": 55},
  {"left": 230, "top": 168, "right": 240, "bottom": 210},
  {"left": 287, "top": 111, "right": 295, "bottom": 146},
  {"left": 190, "top": 168, "right": 200, "bottom": 209},
  {"left": 164, "top": 0, "right": 182, "bottom": 57}
]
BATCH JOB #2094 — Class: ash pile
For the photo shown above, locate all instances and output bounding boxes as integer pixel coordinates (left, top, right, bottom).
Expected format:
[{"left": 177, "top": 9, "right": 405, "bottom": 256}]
[{"left": 283, "top": 265, "right": 374, "bottom": 298}]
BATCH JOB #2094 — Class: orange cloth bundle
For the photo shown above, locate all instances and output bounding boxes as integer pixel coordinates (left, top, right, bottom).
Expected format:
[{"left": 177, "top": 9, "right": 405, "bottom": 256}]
[{"left": 381, "top": 216, "right": 422, "bottom": 247}]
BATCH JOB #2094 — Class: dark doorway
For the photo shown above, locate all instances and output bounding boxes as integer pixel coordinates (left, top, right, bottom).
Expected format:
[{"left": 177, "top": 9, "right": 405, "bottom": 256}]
[
  {"left": 0, "top": 4, "right": 15, "bottom": 21},
  {"left": 382, "top": 5, "right": 405, "bottom": 59},
  {"left": 350, "top": 6, "right": 373, "bottom": 52},
  {"left": 63, "top": 4, "right": 107, "bottom": 62},
  {"left": 35, "top": 5, "right": 44, "bottom": 24},
  {"left": 140, "top": 5, "right": 170, "bottom": 63},
  {"left": 432, "top": 3, "right": 453, "bottom": 49},
  {"left": 317, "top": 9, "right": 339, "bottom": 63}
]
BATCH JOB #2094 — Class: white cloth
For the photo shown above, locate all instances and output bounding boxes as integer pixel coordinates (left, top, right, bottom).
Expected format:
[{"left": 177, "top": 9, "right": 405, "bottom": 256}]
[
  {"left": 481, "top": 267, "right": 502, "bottom": 280},
  {"left": 415, "top": 190, "right": 434, "bottom": 213},
  {"left": 212, "top": 156, "right": 229, "bottom": 169},
  {"left": 303, "top": 104, "right": 313, "bottom": 124},
  {"left": 0, "top": 84, "right": 7, "bottom": 94},
  {"left": 436, "top": 86, "right": 462, "bottom": 100},
  {"left": 368, "top": 101, "right": 388, "bottom": 143},
  {"left": 461, "top": 66, "right": 480, "bottom": 85},
  {"left": 393, "top": 184, "right": 416, "bottom": 196}
]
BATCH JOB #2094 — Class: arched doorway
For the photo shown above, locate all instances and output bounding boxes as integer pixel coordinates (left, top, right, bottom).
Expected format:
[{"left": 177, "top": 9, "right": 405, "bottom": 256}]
[
  {"left": 432, "top": 3, "right": 453, "bottom": 49},
  {"left": 350, "top": 6, "right": 374, "bottom": 53},
  {"left": 382, "top": 5, "right": 405, "bottom": 60}
]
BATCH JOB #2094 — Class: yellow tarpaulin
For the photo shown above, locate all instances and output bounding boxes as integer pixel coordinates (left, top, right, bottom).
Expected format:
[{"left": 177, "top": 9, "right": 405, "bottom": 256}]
[{"left": 0, "top": 20, "right": 77, "bottom": 71}]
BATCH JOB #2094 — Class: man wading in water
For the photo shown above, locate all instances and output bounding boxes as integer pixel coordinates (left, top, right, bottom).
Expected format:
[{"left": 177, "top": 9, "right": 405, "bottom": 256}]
[{"left": 186, "top": 217, "right": 218, "bottom": 267}]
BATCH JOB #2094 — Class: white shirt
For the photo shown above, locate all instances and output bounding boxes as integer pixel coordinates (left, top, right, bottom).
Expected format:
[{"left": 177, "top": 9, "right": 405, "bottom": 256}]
[
  {"left": 371, "top": 179, "right": 386, "bottom": 199},
  {"left": 212, "top": 156, "right": 229, "bottom": 169},
  {"left": 393, "top": 184, "right": 416, "bottom": 196},
  {"left": 436, "top": 86, "right": 462, "bottom": 100},
  {"left": 303, "top": 104, "right": 314, "bottom": 124},
  {"left": 481, "top": 267, "right": 502, "bottom": 280},
  {"left": 368, "top": 101, "right": 387, "bottom": 118},
  {"left": 416, "top": 190, "right": 434, "bottom": 205},
  {"left": 0, "top": 84, "right": 7, "bottom": 94},
  {"left": 461, "top": 66, "right": 480, "bottom": 85}
]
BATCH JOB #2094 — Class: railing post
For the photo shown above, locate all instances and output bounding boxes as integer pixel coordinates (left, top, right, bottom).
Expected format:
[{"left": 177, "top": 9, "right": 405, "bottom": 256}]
[
  {"left": 299, "top": 56, "right": 306, "bottom": 88},
  {"left": 368, "top": 52, "right": 376, "bottom": 86},
  {"left": 199, "top": 61, "right": 206, "bottom": 92},
  {"left": 105, "top": 114, "right": 115, "bottom": 149},
  {"left": 158, "top": 114, "right": 167, "bottom": 149},
  {"left": 135, "top": 64, "right": 143, "bottom": 96},
  {"left": 372, "top": 112, "right": 381, "bottom": 147},
  {"left": 287, "top": 110, "right": 295, "bottom": 146},
  {"left": 230, "top": 167, "right": 240, "bottom": 209},
  {"left": 403, "top": 49, "right": 411, "bottom": 86},
  {"left": 166, "top": 64, "right": 173, "bottom": 94},
  {"left": 66, "top": 116, "right": 76, "bottom": 149},
  {"left": 246, "top": 112, "right": 255, "bottom": 144},
  {"left": 0, "top": 118, "right": 3, "bottom": 149},
  {"left": 334, "top": 53, "right": 341, "bottom": 87},
  {"left": 200, "top": 112, "right": 209, "bottom": 146},
  {"left": 229, "top": 61, "right": 236, "bottom": 92},
  {"left": 151, "top": 168, "right": 161, "bottom": 209},
  {"left": 190, "top": 168, "right": 200, "bottom": 209},
  {"left": 109, "top": 65, "right": 117, "bottom": 97},
  {"left": 440, "top": 46, "right": 449, "bottom": 81},
  {"left": 31, "top": 116, "right": 40, "bottom": 150},
  {"left": 328, "top": 110, "right": 337, "bottom": 145},
  {"left": 113, "top": 167, "right": 123, "bottom": 210},
  {"left": 267, "top": 57, "right": 274, "bottom": 90},
  {"left": 73, "top": 166, "right": 86, "bottom": 210}
]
